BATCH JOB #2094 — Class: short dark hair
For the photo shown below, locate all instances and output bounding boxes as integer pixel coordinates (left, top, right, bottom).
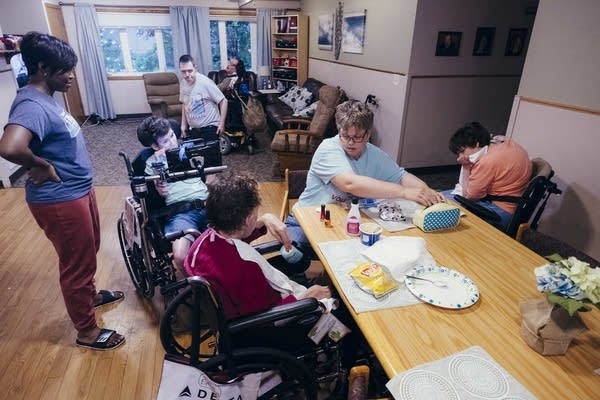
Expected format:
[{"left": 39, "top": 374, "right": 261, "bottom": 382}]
[
  {"left": 20, "top": 31, "right": 77, "bottom": 76},
  {"left": 179, "top": 54, "right": 195, "bottom": 65},
  {"left": 137, "top": 116, "right": 171, "bottom": 147},
  {"left": 449, "top": 121, "right": 492, "bottom": 155},
  {"left": 206, "top": 172, "right": 261, "bottom": 234}
]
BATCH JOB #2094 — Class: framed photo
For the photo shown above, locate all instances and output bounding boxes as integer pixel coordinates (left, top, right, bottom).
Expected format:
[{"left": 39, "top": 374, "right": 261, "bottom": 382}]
[
  {"left": 505, "top": 28, "right": 527, "bottom": 56},
  {"left": 435, "top": 31, "right": 461, "bottom": 56},
  {"left": 472, "top": 27, "right": 495, "bottom": 56},
  {"left": 342, "top": 10, "right": 367, "bottom": 54},
  {"left": 318, "top": 14, "right": 334, "bottom": 51}
]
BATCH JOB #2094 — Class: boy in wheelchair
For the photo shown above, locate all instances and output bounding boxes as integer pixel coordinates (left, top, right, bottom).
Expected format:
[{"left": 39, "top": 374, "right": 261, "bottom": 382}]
[
  {"left": 184, "top": 171, "right": 332, "bottom": 320},
  {"left": 183, "top": 172, "right": 362, "bottom": 364},
  {"left": 136, "top": 116, "right": 210, "bottom": 270}
]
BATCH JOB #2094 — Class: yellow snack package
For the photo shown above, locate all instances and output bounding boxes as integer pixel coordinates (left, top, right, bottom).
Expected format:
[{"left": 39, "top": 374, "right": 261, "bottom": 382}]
[{"left": 349, "top": 261, "right": 399, "bottom": 298}]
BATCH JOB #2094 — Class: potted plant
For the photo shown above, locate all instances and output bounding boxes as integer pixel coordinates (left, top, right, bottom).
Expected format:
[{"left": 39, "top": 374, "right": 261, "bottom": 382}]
[{"left": 520, "top": 256, "right": 600, "bottom": 355}]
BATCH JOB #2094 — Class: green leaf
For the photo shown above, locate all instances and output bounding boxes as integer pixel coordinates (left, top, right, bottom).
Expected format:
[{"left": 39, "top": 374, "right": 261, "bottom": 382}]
[
  {"left": 544, "top": 253, "right": 564, "bottom": 263},
  {"left": 546, "top": 293, "right": 591, "bottom": 316}
]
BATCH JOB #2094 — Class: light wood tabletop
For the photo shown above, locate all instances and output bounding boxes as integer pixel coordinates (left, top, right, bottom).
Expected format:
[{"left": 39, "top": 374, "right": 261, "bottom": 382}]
[{"left": 293, "top": 204, "right": 600, "bottom": 399}]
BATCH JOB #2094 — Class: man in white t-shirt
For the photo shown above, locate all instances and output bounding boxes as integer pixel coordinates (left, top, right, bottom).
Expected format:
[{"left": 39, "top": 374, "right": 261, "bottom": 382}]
[{"left": 179, "top": 54, "right": 227, "bottom": 140}]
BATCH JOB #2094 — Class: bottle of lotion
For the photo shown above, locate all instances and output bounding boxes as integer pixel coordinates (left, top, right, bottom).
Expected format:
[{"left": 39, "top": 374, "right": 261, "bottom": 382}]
[{"left": 345, "top": 197, "right": 361, "bottom": 236}]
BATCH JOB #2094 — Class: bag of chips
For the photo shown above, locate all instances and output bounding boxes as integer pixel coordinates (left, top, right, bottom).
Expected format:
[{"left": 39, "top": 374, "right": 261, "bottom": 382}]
[{"left": 349, "top": 261, "right": 399, "bottom": 298}]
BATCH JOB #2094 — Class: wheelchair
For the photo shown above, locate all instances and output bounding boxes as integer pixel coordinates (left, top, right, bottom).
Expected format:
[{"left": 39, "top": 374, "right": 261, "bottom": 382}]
[
  {"left": 117, "top": 138, "right": 225, "bottom": 306},
  {"left": 160, "top": 276, "right": 351, "bottom": 399}
]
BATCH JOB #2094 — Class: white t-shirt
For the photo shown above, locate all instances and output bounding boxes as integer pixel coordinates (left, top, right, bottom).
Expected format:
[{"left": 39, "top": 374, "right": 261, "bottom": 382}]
[{"left": 179, "top": 72, "right": 225, "bottom": 129}]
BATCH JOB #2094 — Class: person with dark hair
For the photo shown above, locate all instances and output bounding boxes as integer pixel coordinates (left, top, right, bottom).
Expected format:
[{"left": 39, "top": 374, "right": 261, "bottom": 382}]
[
  {"left": 288, "top": 100, "right": 444, "bottom": 253},
  {"left": 446, "top": 121, "right": 532, "bottom": 229},
  {"left": 184, "top": 172, "right": 330, "bottom": 320},
  {"left": 136, "top": 116, "right": 209, "bottom": 270},
  {"left": 0, "top": 31, "right": 125, "bottom": 350},
  {"left": 178, "top": 54, "right": 227, "bottom": 140}
]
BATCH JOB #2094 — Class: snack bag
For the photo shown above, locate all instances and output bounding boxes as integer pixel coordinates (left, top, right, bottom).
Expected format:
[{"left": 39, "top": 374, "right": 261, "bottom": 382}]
[{"left": 349, "top": 261, "right": 399, "bottom": 298}]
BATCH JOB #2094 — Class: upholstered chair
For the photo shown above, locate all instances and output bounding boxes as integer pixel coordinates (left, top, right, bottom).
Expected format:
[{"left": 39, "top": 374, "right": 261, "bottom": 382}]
[
  {"left": 270, "top": 85, "right": 344, "bottom": 176},
  {"left": 142, "top": 72, "right": 182, "bottom": 123}
]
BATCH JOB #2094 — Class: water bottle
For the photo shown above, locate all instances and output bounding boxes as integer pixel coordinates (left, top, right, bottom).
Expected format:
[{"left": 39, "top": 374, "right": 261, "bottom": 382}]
[
  {"left": 345, "top": 197, "right": 361, "bottom": 236},
  {"left": 280, "top": 242, "right": 310, "bottom": 274}
]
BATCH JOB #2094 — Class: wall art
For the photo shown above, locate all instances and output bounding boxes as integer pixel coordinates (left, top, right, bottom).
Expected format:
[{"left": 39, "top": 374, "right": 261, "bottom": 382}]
[{"left": 318, "top": 14, "right": 334, "bottom": 51}]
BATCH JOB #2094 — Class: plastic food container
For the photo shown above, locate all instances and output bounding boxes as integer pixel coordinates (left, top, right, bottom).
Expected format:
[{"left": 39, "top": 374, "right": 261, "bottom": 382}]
[{"left": 359, "top": 223, "right": 382, "bottom": 246}]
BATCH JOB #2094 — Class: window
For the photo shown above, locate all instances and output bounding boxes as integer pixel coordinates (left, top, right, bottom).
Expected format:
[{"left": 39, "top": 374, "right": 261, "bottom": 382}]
[
  {"left": 96, "top": 10, "right": 256, "bottom": 76},
  {"left": 97, "top": 11, "right": 173, "bottom": 75},
  {"left": 209, "top": 19, "right": 257, "bottom": 72}
]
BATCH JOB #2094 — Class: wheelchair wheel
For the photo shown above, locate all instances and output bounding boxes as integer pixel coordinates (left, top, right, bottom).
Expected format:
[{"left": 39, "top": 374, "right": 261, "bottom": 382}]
[
  {"left": 219, "top": 133, "right": 232, "bottom": 155},
  {"left": 160, "top": 286, "right": 217, "bottom": 359},
  {"left": 117, "top": 214, "right": 155, "bottom": 298},
  {"left": 198, "top": 347, "right": 318, "bottom": 400},
  {"left": 247, "top": 143, "right": 254, "bottom": 155}
]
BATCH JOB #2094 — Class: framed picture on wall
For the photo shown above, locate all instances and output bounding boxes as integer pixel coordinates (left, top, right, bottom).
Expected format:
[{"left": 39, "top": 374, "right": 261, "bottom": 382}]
[
  {"left": 435, "top": 31, "right": 461, "bottom": 56},
  {"left": 505, "top": 28, "right": 527, "bottom": 56},
  {"left": 342, "top": 10, "right": 367, "bottom": 54},
  {"left": 472, "top": 27, "right": 495, "bottom": 56},
  {"left": 318, "top": 14, "right": 334, "bottom": 51}
]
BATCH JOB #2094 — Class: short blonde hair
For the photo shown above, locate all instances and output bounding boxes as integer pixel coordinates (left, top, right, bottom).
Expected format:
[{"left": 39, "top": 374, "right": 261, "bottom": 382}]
[{"left": 335, "top": 100, "right": 374, "bottom": 134}]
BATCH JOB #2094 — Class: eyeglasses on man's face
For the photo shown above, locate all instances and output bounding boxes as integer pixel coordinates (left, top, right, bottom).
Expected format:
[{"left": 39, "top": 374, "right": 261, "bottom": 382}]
[{"left": 339, "top": 130, "right": 369, "bottom": 143}]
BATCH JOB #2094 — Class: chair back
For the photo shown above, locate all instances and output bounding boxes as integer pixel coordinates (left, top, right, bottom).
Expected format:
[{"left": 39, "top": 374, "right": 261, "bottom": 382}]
[
  {"left": 142, "top": 72, "right": 182, "bottom": 122},
  {"left": 280, "top": 169, "right": 308, "bottom": 221},
  {"left": 505, "top": 158, "right": 561, "bottom": 238}
]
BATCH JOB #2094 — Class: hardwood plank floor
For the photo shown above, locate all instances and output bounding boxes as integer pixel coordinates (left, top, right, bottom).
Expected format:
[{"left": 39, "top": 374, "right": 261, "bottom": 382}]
[{"left": 0, "top": 182, "right": 285, "bottom": 399}]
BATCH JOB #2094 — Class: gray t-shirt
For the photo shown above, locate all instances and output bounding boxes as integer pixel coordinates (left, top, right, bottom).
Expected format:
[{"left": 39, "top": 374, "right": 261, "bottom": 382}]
[{"left": 7, "top": 86, "right": 93, "bottom": 203}]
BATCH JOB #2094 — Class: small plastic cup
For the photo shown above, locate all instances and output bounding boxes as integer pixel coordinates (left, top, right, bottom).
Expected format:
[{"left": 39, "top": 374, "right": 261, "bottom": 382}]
[{"left": 359, "top": 223, "right": 382, "bottom": 246}]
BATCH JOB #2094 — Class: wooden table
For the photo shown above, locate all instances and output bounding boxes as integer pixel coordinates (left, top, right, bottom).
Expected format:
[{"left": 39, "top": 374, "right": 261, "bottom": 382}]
[{"left": 293, "top": 204, "right": 600, "bottom": 399}]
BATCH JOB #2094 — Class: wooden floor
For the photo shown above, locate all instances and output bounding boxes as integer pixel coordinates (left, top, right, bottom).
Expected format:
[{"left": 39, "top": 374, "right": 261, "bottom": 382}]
[{"left": 0, "top": 182, "right": 285, "bottom": 399}]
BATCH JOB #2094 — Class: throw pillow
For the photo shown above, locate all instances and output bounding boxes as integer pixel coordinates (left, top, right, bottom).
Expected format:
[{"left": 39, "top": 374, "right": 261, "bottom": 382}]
[
  {"left": 279, "top": 85, "right": 314, "bottom": 114},
  {"left": 293, "top": 101, "right": 318, "bottom": 118}
]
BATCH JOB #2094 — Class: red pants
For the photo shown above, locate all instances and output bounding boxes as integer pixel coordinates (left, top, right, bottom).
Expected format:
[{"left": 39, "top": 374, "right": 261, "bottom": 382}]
[{"left": 29, "top": 189, "right": 100, "bottom": 332}]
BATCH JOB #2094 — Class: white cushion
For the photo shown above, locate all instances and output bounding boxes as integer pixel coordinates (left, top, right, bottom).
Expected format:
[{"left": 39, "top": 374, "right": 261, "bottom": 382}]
[
  {"left": 279, "top": 85, "right": 314, "bottom": 114},
  {"left": 292, "top": 100, "right": 318, "bottom": 118}
]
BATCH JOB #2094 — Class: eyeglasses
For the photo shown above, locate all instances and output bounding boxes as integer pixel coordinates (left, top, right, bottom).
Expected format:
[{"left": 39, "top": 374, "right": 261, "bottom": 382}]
[{"left": 339, "top": 131, "right": 368, "bottom": 143}]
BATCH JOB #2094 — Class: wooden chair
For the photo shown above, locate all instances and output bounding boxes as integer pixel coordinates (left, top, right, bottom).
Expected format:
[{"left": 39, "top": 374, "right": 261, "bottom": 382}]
[
  {"left": 142, "top": 72, "right": 182, "bottom": 123},
  {"left": 270, "top": 85, "right": 344, "bottom": 176},
  {"left": 279, "top": 168, "right": 309, "bottom": 221}
]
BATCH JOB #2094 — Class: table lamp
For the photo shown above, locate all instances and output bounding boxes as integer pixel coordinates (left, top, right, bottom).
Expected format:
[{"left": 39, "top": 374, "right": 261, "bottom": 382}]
[{"left": 257, "top": 65, "right": 272, "bottom": 89}]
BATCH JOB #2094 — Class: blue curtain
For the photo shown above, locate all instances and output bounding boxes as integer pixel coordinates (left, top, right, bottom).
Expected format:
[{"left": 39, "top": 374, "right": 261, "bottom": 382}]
[
  {"left": 73, "top": 3, "right": 116, "bottom": 120},
  {"left": 170, "top": 6, "right": 212, "bottom": 74},
  {"left": 256, "top": 8, "right": 284, "bottom": 70}
]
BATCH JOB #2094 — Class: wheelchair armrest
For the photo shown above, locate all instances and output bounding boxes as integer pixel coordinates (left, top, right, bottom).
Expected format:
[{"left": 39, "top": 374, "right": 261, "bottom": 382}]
[
  {"left": 252, "top": 239, "right": 282, "bottom": 254},
  {"left": 228, "top": 298, "right": 322, "bottom": 334},
  {"left": 453, "top": 194, "right": 501, "bottom": 223}
]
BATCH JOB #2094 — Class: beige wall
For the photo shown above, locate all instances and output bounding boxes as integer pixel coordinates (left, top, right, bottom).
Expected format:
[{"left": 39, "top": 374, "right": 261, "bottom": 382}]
[
  {"left": 518, "top": 0, "right": 600, "bottom": 110},
  {"left": 301, "top": 0, "right": 417, "bottom": 73},
  {"left": 507, "top": 0, "right": 600, "bottom": 261}
]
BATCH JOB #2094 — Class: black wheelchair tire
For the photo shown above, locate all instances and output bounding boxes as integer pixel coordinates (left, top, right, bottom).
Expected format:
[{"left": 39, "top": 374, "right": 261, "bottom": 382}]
[
  {"left": 247, "top": 143, "right": 254, "bottom": 155},
  {"left": 117, "top": 214, "right": 155, "bottom": 298},
  {"left": 198, "top": 347, "right": 318, "bottom": 400},
  {"left": 219, "top": 134, "right": 232, "bottom": 155},
  {"left": 160, "top": 286, "right": 216, "bottom": 358}
]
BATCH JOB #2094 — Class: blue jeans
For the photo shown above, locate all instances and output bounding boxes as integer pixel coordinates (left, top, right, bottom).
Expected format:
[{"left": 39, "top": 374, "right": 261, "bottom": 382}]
[
  {"left": 285, "top": 214, "right": 315, "bottom": 258},
  {"left": 164, "top": 209, "right": 207, "bottom": 240},
  {"left": 443, "top": 191, "right": 512, "bottom": 230}
]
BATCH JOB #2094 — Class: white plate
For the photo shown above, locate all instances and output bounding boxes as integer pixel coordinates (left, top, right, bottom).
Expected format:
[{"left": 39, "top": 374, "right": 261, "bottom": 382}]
[{"left": 405, "top": 265, "right": 479, "bottom": 309}]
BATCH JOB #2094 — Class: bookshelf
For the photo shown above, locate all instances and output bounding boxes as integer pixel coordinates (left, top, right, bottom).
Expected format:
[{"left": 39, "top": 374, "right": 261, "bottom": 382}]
[{"left": 271, "top": 14, "right": 308, "bottom": 91}]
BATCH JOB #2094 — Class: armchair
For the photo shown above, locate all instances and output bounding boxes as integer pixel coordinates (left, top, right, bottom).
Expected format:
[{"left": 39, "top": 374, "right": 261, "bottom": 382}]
[
  {"left": 270, "top": 85, "right": 345, "bottom": 176},
  {"left": 142, "top": 72, "right": 182, "bottom": 124}
]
